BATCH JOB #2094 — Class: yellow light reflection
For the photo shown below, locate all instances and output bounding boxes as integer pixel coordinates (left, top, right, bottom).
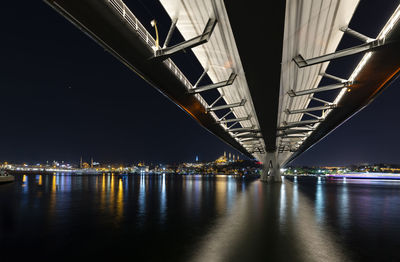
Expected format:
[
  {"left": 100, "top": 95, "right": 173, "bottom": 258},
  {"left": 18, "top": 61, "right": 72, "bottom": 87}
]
[
  {"left": 49, "top": 175, "right": 57, "bottom": 220},
  {"left": 100, "top": 174, "right": 106, "bottom": 211},
  {"left": 215, "top": 177, "right": 227, "bottom": 215},
  {"left": 52, "top": 175, "right": 56, "bottom": 192},
  {"left": 116, "top": 178, "right": 124, "bottom": 221},
  {"left": 109, "top": 174, "right": 115, "bottom": 213}
]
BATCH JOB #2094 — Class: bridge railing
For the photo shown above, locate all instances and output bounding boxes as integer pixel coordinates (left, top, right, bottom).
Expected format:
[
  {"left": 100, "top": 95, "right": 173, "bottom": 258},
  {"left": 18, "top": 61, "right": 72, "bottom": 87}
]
[{"left": 106, "top": 0, "right": 214, "bottom": 114}]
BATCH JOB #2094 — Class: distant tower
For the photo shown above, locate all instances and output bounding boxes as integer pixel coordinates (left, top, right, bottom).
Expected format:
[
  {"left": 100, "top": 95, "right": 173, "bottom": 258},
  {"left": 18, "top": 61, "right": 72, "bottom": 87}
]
[
  {"left": 233, "top": 154, "right": 235, "bottom": 161},
  {"left": 80, "top": 156, "right": 83, "bottom": 169},
  {"left": 196, "top": 155, "right": 199, "bottom": 162},
  {"left": 91, "top": 157, "right": 93, "bottom": 168},
  {"left": 224, "top": 151, "right": 226, "bottom": 158},
  {"left": 237, "top": 155, "right": 239, "bottom": 161},
  {"left": 229, "top": 152, "right": 231, "bottom": 161}
]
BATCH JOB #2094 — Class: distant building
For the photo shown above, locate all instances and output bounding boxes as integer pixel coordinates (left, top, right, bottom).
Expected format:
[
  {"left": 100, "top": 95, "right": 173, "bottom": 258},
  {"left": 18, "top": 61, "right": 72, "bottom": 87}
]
[{"left": 215, "top": 153, "right": 228, "bottom": 165}]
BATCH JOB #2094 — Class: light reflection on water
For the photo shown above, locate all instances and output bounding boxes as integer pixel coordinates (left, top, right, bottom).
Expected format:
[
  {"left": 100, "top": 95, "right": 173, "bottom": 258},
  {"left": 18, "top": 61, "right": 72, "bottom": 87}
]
[
  {"left": 315, "top": 177, "right": 325, "bottom": 224},
  {"left": 1, "top": 174, "right": 400, "bottom": 261}
]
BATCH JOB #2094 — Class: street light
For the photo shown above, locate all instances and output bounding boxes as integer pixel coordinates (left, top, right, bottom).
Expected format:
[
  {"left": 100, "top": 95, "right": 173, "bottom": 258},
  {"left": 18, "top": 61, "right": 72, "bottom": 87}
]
[{"left": 151, "top": 19, "right": 159, "bottom": 50}]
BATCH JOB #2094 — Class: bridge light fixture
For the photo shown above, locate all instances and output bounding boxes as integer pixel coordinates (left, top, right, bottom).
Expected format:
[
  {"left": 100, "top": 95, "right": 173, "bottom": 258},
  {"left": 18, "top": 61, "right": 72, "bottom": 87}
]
[
  {"left": 379, "top": 4, "right": 400, "bottom": 39},
  {"left": 150, "top": 19, "right": 159, "bottom": 50},
  {"left": 330, "top": 4, "right": 400, "bottom": 118}
]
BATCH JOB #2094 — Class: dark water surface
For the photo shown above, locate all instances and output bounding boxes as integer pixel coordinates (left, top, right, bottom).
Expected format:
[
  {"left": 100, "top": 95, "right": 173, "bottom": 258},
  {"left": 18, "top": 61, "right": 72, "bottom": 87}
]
[{"left": 1, "top": 174, "right": 400, "bottom": 261}]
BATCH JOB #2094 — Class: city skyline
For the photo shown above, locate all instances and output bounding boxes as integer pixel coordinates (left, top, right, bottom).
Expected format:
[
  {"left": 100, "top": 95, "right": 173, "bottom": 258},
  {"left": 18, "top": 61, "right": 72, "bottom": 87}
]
[{"left": 0, "top": 1, "right": 399, "bottom": 165}]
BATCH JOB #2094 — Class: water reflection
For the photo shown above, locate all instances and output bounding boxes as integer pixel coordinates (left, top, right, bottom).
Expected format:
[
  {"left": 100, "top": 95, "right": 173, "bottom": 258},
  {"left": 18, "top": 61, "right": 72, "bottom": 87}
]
[
  {"left": 315, "top": 177, "right": 325, "bottom": 224},
  {"left": 279, "top": 181, "right": 286, "bottom": 225},
  {"left": 138, "top": 174, "right": 146, "bottom": 226},
  {"left": 48, "top": 175, "right": 56, "bottom": 220},
  {"left": 4, "top": 175, "right": 400, "bottom": 261},
  {"left": 338, "top": 179, "right": 349, "bottom": 231},
  {"left": 37, "top": 174, "right": 42, "bottom": 186},
  {"left": 191, "top": 178, "right": 348, "bottom": 262},
  {"left": 160, "top": 173, "right": 167, "bottom": 224},
  {"left": 215, "top": 175, "right": 227, "bottom": 215},
  {"left": 292, "top": 178, "right": 298, "bottom": 214},
  {"left": 21, "top": 174, "right": 28, "bottom": 193},
  {"left": 116, "top": 177, "right": 123, "bottom": 222}
]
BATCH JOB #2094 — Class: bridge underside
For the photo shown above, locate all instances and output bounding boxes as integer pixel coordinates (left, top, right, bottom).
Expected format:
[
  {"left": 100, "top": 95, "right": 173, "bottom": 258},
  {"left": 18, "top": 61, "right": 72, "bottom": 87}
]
[
  {"left": 45, "top": 0, "right": 253, "bottom": 158},
  {"left": 287, "top": 36, "right": 400, "bottom": 164},
  {"left": 224, "top": 2, "right": 286, "bottom": 153},
  {"left": 45, "top": 0, "right": 400, "bottom": 170}
]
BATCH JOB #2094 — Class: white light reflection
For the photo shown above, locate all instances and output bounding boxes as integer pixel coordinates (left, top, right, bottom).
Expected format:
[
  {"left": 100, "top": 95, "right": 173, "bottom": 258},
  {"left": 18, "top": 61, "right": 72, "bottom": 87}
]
[
  {"left": 315, "top": 177, "right": 325, "bottom": 224},
  {"left": 338, "top": 180, "right": 349, "bottom": 231},
  {"left": 292, "top": 179, "right": 299, "bottom": 214},
  {"left": 279, "top": 182, "right": 286, "bottom": 225},
  {"left": 194, "top": 175, "right": 202, "bottom": 216},
  {"left": 184, "top": 175, "right": 194, "bottom": 214},
  {"left": 160, "top": 173, "right": 167, "bottom": 224},
  {"left": 138, "top": 174, "right": 146, "bottom": 226},
  {"left": 226, "top": 176, "right": 235, "bottom": 211}
]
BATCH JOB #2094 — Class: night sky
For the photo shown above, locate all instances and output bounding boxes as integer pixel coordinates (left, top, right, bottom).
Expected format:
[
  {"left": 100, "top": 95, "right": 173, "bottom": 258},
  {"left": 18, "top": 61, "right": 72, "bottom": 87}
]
[{"left": 1, "top": 1, "right": 399, "bottom": 166}]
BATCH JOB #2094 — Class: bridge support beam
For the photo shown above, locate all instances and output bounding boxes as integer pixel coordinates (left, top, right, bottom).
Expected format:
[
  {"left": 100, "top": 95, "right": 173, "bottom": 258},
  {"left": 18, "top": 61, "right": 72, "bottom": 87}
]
[
  {"left": 293, "top": 38, "right": 388, "bottom": 68},
  {"left": 163, "top": 17, "right": 178, "bottom": 48},
  {"left": 218, "top": 116, "right": 250, "bottom": 124},
  {"left": 286, "top": 104, "right": 336, "bottom": 114},
  {"left": 288, "top": 82, "right": 350, "bottom": 97},
  {"left": 189, "top": 73, "right": 237, "bottom": 94},
  {"left": 207, "top": 99, "right": 246, "bottom": 112},
  {"left": 154, "top": 18, "right": 217, "bottom": 61},
  {"left": 280, "top": 119, "right": 322, "bottom": 129},
  {"left": 260, "top": 151, "right": 282, "bottom": 183},
  {"left": 229, "top": 127, "right": 259, "bottom": 133}
]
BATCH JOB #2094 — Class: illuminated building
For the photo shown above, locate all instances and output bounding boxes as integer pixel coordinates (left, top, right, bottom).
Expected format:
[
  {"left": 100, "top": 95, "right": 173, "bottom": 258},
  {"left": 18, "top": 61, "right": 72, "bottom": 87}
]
[{"left": 215, "top": 153, "right": 228, "bottom": 165}]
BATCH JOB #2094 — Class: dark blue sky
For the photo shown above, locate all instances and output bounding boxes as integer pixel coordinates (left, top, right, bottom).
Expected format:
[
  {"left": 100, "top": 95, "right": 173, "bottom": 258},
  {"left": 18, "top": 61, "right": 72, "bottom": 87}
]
[{"left": 0, "top": 1, "right": 399, "bottom": 166}]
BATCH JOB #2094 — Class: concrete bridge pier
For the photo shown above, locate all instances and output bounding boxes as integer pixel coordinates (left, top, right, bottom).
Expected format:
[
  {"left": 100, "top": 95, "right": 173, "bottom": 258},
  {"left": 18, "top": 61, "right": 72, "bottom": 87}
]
[{"left": 260, "top": 151, "right": 282, "bottom": 183}]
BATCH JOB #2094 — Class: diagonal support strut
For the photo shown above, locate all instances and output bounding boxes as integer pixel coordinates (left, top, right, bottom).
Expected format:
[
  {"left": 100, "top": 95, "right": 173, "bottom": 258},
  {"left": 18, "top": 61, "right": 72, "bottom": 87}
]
[
  {"left": 189, "top": 73, "right": 237, "bottom": 94},
  {"left": 293, "top": 38, "right": 388, "bottom": 68},
  {"left": 153, "top": 18, "right": 217, "bottom": 61}
]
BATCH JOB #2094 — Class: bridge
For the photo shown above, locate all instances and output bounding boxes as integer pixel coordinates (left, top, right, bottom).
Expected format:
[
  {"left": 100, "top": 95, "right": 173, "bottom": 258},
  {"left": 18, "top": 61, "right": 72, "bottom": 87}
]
[{"left": 44, "top": 0, "right": 400, "bottom": 182}]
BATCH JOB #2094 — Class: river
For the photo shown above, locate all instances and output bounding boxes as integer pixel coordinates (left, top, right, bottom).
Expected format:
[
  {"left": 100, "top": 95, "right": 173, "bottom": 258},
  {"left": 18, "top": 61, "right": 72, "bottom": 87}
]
[{"left": 1, "top": 174, "right": 399, "bottom": 261}]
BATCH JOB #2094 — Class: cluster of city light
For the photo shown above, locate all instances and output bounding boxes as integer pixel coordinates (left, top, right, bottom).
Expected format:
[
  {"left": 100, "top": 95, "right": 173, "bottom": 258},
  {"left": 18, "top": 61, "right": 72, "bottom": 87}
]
[{"left": 1, "top": 162, "right": 150, "bottom": 174}]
